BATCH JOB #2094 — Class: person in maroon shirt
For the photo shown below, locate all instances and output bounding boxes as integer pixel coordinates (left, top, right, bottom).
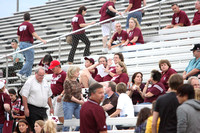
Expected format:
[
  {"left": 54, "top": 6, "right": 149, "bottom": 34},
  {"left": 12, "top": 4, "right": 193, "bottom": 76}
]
[
  {"left": 192, "top": 1, "right": 200, "bottom": 25},
  {"left": 38, "top": 54, "right": 53, "bottom": 74},
  {"left": 68, "top": 6, "right": 95, "bottom": 64},
  {"left": 99, "top": 0, "right": 122, "bottom": 53},
  {"left": 49, "top": 60, "right": 66, "bottom": 124},
  {"left": 84, "top": 57, "right": 97, "bottom": 79},
  {"left": 124, "top": 0, "right": 146, "bottom": 28},
  {"left": 124, "top": 17, "right": 144, "bottom": 46},
  {"left": 107, "top": 22, "right": 128, "bottom": 50},
  {"left": 16, "top": 12, "right": 46, "bottom": 80},
  {"left": 165, "top": 4, "right": 191, "bottom": 29},
  {"left": 80, "top": 83, "right": 107, "bottom": 133},
  {"left": 159, "top": 59, "right": 177, "bottom": 91}
]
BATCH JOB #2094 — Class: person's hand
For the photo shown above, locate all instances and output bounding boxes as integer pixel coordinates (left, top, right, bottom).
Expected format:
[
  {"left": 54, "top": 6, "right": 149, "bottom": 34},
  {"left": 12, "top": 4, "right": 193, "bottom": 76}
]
[
  {"left": 79, "top": 100, "right": 84, "bottom": 105},
  {"left": 24, "top": 108, "right": 29, "bottom": 117},
  {"left": 131, "top": 85, "right": 137, "bottom": 91},
  {"left": 91, "top": 21, "right": 96, "bottom": 25},
  {"left": 50, "top": 107, "right": 54, "bottom": 115},
  {"left": 42, "top": 40, "right": 47, "bottom": 44},
  {"left": 107, "top": 58, "right": 113, "bottom": 66},
  {"left": 183, "top": 75, "right": 187, "bottom": 80},
  {"left": 117, "top": 12, "right": 122, "bottom": 16},
  {"left": 57, "top": 95, "right": 62, "bottom": 102},
  {"left": 135, "top": 86, "right": 140, "bottom": 92}
]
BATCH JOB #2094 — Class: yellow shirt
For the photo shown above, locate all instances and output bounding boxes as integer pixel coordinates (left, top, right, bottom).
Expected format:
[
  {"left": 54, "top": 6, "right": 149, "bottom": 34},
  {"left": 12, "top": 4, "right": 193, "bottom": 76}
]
[{"left": 145, "top": 116, "right": 160, "bottom": 133}]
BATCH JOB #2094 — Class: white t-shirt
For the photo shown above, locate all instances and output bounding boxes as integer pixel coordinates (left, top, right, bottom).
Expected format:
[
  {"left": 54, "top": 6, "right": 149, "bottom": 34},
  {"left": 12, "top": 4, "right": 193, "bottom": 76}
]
[{"left": 117, "top": 93, "right": 134, "bottom": 117}]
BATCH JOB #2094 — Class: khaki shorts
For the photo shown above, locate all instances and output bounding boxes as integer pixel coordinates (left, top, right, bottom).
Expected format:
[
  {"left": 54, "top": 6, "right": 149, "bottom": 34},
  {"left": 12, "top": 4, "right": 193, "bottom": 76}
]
[
  {"left": 101, "top": 21, "right": 115, "bottom": 37},
  {"left": 52, "top": 95, "right": 64, "bottom": 117}
]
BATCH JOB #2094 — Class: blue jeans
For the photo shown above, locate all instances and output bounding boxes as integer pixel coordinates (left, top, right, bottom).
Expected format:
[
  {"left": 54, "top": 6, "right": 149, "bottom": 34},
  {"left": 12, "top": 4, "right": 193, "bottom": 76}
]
[
  {"left": 19, "top": 42, "right": 34, "bottom": 77},
  {"left": 126, "top": 11, "right": 142, "bottom": 29},
  {"left": 0, "top": 124, "right": 3, "bottom": 133},
  {"left": 63, "top": 102, "right": 81, "bottom": 131}
]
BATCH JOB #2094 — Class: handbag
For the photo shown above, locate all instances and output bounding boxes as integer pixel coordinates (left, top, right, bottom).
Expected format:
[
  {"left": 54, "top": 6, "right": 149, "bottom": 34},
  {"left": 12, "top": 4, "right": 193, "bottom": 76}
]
[
  {"left": 106, "top": 8, "right": 116, "bottom": 17},
  {"left": 66, "top": 24, "right": 73, "bottom": 45}
]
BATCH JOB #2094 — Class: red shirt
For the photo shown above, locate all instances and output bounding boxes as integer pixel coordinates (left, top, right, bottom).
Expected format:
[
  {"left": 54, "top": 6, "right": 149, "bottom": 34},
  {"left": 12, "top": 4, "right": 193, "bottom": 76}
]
[
  {"left": 0, "top": 92, "right": 11, "bottom": 124},
  {"left": 51, "top": 71, "right": 67, "bottom": 96},
  {"left": 111, "top": 73, "right": 129, "bottom": 84},
  {"left": 128, "top": 27, "right": 144, "bottom": 44},
  {"left": 90, "top": 68, "right": 98, "bottom": 79},
  {"left": 103, "top": 67, "right": 116, "bottom": 81},
  {"left": 172, "top": 10, "right": 191, "bottom": 26},
  {"left": 71, "top": 14, "right": 85, "bottom": 34},
  {"left": 129, "top": 0, "right": 142, "bottom": 11},
  {"left": 99, "top": 1, "right": 115, "bottom": 22},
  {"left": 160, "top": 68, "right": 177, "bottom": 91},
  {"left": 80, "top": 99, "right": 107, "bottom": 133},
  {"left": 38, "top": 58, "right": 53, "bottom": 74},
  {"left": 192, "top": 11, "right": 200, "bottom": 25},
  {"left": 144, "top": 82, "right": 166, "bottom": 103},
  {"left": 112, "top": 30, "right": 128, "bottom": 42},
  {"left": 17, "top": 21, "right": 35, "bottom": 43}
]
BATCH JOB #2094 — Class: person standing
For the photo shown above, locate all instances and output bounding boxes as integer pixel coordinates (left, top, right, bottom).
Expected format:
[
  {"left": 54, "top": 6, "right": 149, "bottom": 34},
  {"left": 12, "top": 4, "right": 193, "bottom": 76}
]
[
  {"left": 17, "top": 12, "right": 46, "bottom": 80},
  {"left": 20, "top": 67, "right": 54, "bottom": 131},
  {"left": 80, "top": 83, "right": 107, "bottom": 133},
  {"left": 68, "top": 6, "right": 95, "bottom": 64},
  {"left": 124, "top": 0, "right": 146, "bottom": 28}
]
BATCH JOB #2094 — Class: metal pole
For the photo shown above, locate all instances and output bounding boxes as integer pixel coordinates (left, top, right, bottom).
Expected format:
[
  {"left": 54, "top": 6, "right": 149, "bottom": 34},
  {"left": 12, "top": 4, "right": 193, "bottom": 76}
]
[
  {"left": 5, "top": 57, "right": 8, "bottom": 88},
  {"left": 58, "top": 38, "right": 61, "bottom": 62},
  {"left": 17, "top": 0, "right": 19, "bottom": 12},
  {"left": 158, "top": 2, "right": 161, "bottom": 31}
]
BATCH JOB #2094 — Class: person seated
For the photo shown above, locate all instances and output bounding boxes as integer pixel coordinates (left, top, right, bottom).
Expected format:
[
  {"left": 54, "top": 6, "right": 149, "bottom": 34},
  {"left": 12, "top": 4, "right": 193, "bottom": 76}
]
[
  {"left": 134, "top": 107, "right": 151, "bottom": 133},
  {"left": 142, "top": 70, "right": 166, "bottom": 103},
  {"left": 84, "top": 57, "right": 97, "bottom": 78},
  {"left": 159, "top": 59, "right": 177, "bottom": 91},
  {"left": 192, "top": 1, "right": 200, "bottom": 25},
  {"left": 188, "top": 76, "right": 200, "bottom": 90},
  {"left": 34, "top": 120, "right": 45, "bottom": 133},
  {"left": 38, "top": 54, "right": 53, "bottom": 74},
  {"left": 107, "top": 22, "right": 128, "bottom": 50},
  {"left": 14, "top": 119, "right": 31, "bottom": 133},
  {"left": 164, "top": 3, "right": 191, "bottom": 29},
  {"left": 43, "top": 120, "right": 57, "bottom": 133},
  {"left": 124, "top": 18, "right": 144, "bottom": 46},
  {"left": 110, "top": 82, "right": 134, "bottom": 118},
  {"left": 128, "top": 72, "right": 145, "bottom": 105}
]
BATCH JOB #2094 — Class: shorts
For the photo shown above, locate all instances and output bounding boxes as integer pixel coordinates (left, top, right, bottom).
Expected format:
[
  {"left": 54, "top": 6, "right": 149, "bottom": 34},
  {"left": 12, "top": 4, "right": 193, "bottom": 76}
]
[
  {"left": 52, "top": 95, "right": 64, "bottom": 117},
  {"left": 88, "top": 76, "right": 97, "bottom": 87},
  {"left": 101, "top": 21, "right": 116, "bottom": 37}
]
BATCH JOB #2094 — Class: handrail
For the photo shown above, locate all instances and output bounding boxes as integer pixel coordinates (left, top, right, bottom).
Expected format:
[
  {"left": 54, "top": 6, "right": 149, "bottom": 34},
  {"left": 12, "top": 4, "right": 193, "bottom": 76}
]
[{"left": 0, "top": 0, "right": 166, "bottom": 60}]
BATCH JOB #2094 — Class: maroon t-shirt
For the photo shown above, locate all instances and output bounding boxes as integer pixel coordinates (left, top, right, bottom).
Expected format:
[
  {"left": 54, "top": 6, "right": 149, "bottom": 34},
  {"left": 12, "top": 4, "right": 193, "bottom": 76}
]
[
  {"left": 80, "top": 99, "right": 107, "bottom": 133},
  {"left": 144, "top": 82, "right": 166, "bottom": 103},
  {"left": 130, "top": 83, "right": 145, "bottom": 104},
  {"left": 103, "top": 66, "right": 116, "bottom": 81},
  {"left": 172, "top": 10, "right": 191, "bottom": 26},
  {"left": 129, "top": 0, "right": 142, "bottom": 11},
  {"left": 111, "top": 73, "right": 129, "bottom": 84},
  {"left": 112, "top": 30, "right": 128, "bottom": 42},
  {"left": 71, "top": 14, "right": 85, "bottom": 34},
  {"left": 17, "top": 21, "right": 35, "bottom": 43},
  {"left": 99, "top": 1, "right": 115, "bottom": 22},
  {"left": 38, "top": 58, "right": 53, "bottom": 74},
  {"left": 128, "top": 27, "right": 144, "bottom": 44},
  {"left": 0, "top": 92, "right": 11, "bottom": 124},
  {"left": 51, "top": 71, "right": 67, "bottom": 96},
  {"left": 192, "top": 11, "right": 200, "bottom": 25},
  {"left": 90, "top": 68, "right": 98, "bottom": 79},
  {"left": 160, "top": 68, "right": 177, "bottom": 91}
]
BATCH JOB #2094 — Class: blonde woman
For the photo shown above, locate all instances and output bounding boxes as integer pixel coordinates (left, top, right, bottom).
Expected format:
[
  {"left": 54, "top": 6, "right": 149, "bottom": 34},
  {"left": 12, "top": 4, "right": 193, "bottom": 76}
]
[
  {"left": 124, "top": 17, "right": 144, "bottom": 46},
  {"left": 62, "top": 66, "right": 84, "bottom": 131},
  {"left": 43, "top": 120, "right": 56, "bottom": 133},
  {"left": 34, "top": 120, "right": 45, "bottom": 133}
]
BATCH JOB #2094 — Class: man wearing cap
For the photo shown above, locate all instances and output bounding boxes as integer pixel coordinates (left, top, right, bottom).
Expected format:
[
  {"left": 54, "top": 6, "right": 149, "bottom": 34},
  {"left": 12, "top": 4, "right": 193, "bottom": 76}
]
[
  {"left": 20, "top": 67, "right": 53, "bottom": 131},
  {"left": 17, "top": 12, "right": 47, "bottom": 80},
  {"left": 183, "top": 44, "right": 200, "bottom": 80},
  {"left": 84, "top": 57, "right": 97, "bottom": 78},
  {"left": 49, "top": 60, "right": 66, "bottom": 124}
]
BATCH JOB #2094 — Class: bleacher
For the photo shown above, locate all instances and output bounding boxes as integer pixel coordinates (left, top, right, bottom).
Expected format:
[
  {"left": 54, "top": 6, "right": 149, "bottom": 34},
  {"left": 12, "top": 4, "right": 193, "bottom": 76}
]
[{"left": 0, "top": 0, "right": 197, "bottom": 86}]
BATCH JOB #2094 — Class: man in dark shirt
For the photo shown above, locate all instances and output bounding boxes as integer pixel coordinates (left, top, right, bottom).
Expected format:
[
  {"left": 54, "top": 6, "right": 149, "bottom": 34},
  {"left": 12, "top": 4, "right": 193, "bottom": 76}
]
[
  {"left": 152, "top": 74, "right": 183, "bottom": 133},
  {"left": 80, "top": 83, "right": 107, "bottom": 133}
]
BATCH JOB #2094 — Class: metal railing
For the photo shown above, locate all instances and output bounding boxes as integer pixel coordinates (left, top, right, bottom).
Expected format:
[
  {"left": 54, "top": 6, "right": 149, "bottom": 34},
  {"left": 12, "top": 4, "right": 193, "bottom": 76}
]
[{"left": 0, "top": 0, "right": 166, "bottom": 87}]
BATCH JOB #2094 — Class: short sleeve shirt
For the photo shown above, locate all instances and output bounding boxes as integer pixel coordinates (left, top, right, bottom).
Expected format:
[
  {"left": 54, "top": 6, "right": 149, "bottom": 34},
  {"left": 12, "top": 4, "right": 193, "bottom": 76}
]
[
  {"left": 17, "top": 21, "right": 35, "bottom": 43},
  {"left": 71, "top": 14, "right": 85, "bottom": 34},
  {"left": 102, "top": 93, "right": 118, "bottom": 115},
  {"left": 192, "top": 11, "right": 200, "bottom": 25},
  {"left": 172, "top": 10, "right": 191, "bottom": 26},
  {"left": 99, "top": 1, "right": 115, "bottom": 22},
  {"left": 13, "top": 47, "right": 24, "bottom": 63},
  {"left": 112, "top": 30, "right": 128, "bottom": 42},
  {"left": 111, "top": 73, "right": 129, "bottom": 85},
  {"left": 0, "top": 92, "right": 11, "bottom": 124},
  {"left": 144, "top": 82, "right": 166, "bottom": 103},
  {"left": 51, "top": 70, "right": 67, "bottom": 96},
  {"left": 80, "top": 99, "right": 107, "bottom": 133},
  {"left": 129, "top": 0, "right": 142, "bottom": 11},
  {"left": 128, "top": 27, "right": 144, "bottom": 44},
  {"left": 185, "top": 58, "right": 200, "bottom": 77}
]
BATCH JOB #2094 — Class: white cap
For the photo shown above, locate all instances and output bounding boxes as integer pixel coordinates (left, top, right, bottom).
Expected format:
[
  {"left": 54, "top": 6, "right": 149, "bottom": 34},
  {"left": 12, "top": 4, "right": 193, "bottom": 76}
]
[{"left": 0, "top": 80, "right": 5, "bottom": 90}]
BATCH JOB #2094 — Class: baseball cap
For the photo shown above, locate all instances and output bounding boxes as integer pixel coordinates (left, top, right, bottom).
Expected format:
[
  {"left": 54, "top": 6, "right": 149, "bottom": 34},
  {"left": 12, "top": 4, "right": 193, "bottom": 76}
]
[
  {"left": 11, "top": 39, "right": 18, "bottom": 43},
  {"left": 48, "top": 60, "right": 60, "bottom": 69},
  {"left": 84, "top": 57, "right": 95, "bottom": 64},
  {"left": 191, "top": 44, "right": 200, "bottom": 51},
  {"left": 0, "top": 80, "right": 5, "bottom": 90}
]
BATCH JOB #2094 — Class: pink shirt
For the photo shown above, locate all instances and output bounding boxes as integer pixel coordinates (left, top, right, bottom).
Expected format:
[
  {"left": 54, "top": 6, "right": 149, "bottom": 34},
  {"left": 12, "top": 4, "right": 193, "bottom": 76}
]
[
  {"left": 128, "top": 27, "right": 144, "bottom": 44},
  {"left": 71, "top": 14, "right": 85, "bottom": 34},
  {"left": 172, "top": 10, "right": 191, "bottom": 26},
  {"left": 51, "top": 71, "right": 67, "bottom": 96},
  {"left": 129, "top": 0, "right": 142, "bottom": 11},
  {"left": 111, "top": 73, "right": 129, "bottom": 84},
  {"left": 17, "top": 21, "right": 35, "bottom": 43},
  {"left": 99, "top": 1, "right": 115, "bottom": 22},
  {"left": 192, "top": 11, "right": 200, "bottom": 25},
  {"left": 112, "top": 30, "right": 128, "bottom": 42}
]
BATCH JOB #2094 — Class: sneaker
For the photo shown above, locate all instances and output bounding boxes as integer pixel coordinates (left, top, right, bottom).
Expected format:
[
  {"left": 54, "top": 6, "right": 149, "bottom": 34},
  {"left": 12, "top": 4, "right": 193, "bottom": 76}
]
[{"left": 16, "top": 73, "right": 22, "bottom": 79}]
